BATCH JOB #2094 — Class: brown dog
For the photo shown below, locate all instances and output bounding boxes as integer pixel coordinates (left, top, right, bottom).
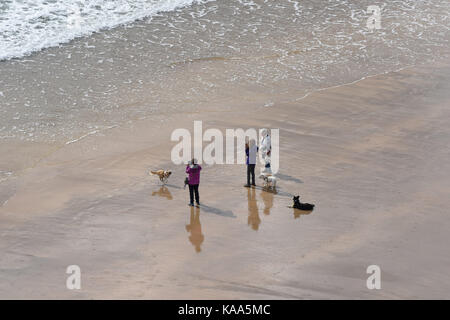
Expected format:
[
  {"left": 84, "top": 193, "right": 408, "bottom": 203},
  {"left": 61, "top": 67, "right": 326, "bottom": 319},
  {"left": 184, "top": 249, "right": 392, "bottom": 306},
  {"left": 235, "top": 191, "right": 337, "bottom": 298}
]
[{"left": 150, "top": 170, "right": 172, "bottom": 184}]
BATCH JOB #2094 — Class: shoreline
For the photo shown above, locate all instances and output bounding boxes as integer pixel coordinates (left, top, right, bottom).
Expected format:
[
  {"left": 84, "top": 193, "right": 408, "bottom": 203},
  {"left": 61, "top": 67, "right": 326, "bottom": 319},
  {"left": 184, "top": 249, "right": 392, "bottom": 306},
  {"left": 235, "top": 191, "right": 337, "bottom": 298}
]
[
  {"left": 1, "top": 60, "right": 450, "bottom": 299},
  {"left": 0, "top": 58, "right": 446, "bottom": 187},
  {"left": 2, "top": 0, "right": 449, "bottom": 147}
]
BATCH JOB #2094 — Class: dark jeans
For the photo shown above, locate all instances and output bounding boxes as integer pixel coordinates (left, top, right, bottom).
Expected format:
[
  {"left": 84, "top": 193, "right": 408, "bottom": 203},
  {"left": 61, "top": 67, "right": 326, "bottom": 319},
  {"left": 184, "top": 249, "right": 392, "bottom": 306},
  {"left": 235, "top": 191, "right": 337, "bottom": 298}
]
[
  {"left": 247, "top": 164, "right": 256, "bottom": 185},
  {"left": 189, "top": 184, "right": 200, "bottom": 204}
]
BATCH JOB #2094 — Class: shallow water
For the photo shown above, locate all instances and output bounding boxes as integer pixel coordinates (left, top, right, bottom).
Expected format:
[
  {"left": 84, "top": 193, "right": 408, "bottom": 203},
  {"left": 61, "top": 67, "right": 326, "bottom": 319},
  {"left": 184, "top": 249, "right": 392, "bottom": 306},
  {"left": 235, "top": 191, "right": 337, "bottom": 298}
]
[{"left": 0, "top": 0, "right": 449, "bottom": 143}]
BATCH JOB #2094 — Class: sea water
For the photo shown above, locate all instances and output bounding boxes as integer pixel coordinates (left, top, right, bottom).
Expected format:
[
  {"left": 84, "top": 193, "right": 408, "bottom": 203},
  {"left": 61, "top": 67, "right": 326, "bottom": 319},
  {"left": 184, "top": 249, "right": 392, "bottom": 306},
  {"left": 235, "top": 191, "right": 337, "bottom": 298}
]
[{"left": 0, "top": 0, "right": 448, "bottom": 143}]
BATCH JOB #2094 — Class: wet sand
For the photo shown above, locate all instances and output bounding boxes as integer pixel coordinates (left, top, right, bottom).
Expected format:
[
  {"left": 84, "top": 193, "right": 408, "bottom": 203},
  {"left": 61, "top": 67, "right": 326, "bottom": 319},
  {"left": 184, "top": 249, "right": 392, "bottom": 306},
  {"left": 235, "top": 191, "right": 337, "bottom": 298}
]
[{"left": 1, "top": 61, "right": 450, "bottom": 299}]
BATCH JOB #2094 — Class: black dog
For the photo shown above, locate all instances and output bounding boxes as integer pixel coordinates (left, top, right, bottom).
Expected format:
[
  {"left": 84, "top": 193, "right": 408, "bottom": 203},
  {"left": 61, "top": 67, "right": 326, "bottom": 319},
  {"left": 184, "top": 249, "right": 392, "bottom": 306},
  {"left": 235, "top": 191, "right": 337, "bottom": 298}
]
[{"left": 293, "top": 196, "right": 315, "bottom": 211}]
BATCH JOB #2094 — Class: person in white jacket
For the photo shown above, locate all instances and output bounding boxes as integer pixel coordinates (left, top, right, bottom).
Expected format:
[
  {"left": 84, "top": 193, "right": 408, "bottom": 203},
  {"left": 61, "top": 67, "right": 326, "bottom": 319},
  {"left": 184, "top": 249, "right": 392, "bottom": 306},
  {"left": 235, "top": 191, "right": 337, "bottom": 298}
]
[{"left": 260, "top": 128, "right": 272, "bottom": 174}]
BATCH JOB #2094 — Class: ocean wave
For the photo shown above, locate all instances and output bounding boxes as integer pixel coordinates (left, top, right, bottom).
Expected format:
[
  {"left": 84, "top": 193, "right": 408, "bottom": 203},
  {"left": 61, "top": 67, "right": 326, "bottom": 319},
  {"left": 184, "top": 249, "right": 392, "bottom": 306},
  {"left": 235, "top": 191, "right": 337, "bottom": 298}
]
[{"left": 0, "top": 0, "right": 211, "bottom": 61}]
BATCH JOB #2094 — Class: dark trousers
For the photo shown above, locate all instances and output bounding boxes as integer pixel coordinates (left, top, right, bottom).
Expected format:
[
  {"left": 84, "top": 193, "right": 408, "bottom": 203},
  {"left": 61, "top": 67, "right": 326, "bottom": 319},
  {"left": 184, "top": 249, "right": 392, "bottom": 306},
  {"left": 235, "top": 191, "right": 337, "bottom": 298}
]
[
  {"left": 189, "top": 184, "right": 200, "bottom": 204},
  {"left": 247, "top": 164, "right": 256, "bottom": 185}
]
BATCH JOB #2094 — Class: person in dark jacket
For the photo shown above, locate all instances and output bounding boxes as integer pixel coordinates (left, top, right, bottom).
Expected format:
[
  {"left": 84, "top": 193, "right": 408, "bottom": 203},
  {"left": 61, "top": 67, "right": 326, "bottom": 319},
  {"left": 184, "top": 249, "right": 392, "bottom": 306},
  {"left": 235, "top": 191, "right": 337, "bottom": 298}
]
[
  {"left": 186, "top": 158, "right": 202, "bottom": 206},
  {"left": 245, "top": 139, "right": 258, "bottom": 187}
]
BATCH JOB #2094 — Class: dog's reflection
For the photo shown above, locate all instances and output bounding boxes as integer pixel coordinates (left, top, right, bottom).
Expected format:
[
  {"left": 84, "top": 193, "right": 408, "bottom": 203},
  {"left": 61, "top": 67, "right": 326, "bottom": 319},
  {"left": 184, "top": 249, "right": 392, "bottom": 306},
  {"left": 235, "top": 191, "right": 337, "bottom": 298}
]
[
  {"left": 186, "top": 206, "right": 204, "bottom": 253},
  {"left": 260, "top": 189, "right": 274, "bottom": 215},
  {"left": 247, "top": 187, "right": 261, "bottom": 231},
  {"left": 152, "top": 186, "right": 173, "bottom": 200},
  {"left": 292, "top": 208, "right": 313, "bottom": 219}
]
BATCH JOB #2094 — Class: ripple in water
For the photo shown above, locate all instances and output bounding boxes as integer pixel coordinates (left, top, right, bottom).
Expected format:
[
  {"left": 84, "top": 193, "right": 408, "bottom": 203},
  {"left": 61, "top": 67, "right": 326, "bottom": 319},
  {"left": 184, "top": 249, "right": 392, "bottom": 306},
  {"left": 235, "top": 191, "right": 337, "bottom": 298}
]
[{"left": 0, "top": 0, "right": 448, "bottom": 144}]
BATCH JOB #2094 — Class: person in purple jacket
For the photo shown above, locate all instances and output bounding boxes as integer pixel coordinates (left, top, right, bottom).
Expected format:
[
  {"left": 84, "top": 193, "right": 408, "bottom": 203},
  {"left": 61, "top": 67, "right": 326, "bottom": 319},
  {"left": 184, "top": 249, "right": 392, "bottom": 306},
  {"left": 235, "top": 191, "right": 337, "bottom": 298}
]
[
  {"left": 186, "top": 158, "right": 202, "bottom": 206},
  {"left": 244, "top": 139, "right": 258, "bottom": 188}
]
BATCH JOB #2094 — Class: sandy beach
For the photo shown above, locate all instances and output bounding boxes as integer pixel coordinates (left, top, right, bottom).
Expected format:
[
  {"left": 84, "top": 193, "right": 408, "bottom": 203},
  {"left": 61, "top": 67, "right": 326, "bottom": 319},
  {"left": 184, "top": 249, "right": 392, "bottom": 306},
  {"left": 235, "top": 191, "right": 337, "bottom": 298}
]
[{"left": 1, "top": 59, "right": 449, "bottom": 299}]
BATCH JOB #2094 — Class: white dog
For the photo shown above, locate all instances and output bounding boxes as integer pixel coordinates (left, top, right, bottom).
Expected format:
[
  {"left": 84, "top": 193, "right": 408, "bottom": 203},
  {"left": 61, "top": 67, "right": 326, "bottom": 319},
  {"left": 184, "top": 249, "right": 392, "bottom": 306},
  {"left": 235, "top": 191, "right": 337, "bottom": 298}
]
[{"left": 259, "top": 174, "right": 277, "bottom": 190}]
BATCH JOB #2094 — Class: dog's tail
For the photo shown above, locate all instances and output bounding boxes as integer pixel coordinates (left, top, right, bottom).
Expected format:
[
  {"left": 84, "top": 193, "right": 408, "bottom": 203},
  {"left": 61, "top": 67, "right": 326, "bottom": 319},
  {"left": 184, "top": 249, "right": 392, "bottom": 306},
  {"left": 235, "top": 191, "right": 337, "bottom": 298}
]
[{"left": 150, "top": 170, "right": 159, "bottom": 175}]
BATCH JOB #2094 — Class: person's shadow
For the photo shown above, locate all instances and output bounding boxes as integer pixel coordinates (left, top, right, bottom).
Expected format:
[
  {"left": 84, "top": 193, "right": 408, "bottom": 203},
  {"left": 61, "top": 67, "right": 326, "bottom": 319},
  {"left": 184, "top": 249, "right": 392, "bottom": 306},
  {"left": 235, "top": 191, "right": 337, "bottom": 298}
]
[
  {"left": 260, "top": 189, "right": 274, "bottom": 215},
  {"left": 247, "top": 187, "right": 261, "bottom": 231},
  {"left": 151, "top": 186, "right": 173, "bottom": 200},
  {"left": 186, "top": 206, "right": 204, "bottom": 253}
]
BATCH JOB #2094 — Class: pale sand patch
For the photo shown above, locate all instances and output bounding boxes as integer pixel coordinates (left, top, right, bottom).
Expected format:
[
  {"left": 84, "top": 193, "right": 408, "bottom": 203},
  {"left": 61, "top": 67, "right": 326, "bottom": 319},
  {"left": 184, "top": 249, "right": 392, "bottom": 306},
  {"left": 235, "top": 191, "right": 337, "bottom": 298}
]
[{"left": 0, "top": 61, "right": 450, "bottom": 299}]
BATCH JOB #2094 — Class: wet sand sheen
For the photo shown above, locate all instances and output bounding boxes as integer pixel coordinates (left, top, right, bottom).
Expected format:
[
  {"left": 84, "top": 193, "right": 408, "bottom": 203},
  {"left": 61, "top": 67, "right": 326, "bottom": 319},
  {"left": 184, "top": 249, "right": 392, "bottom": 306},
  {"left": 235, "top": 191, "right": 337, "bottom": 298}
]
[{"left": 1, "top": 61, "right": 450, "bottom": 299}]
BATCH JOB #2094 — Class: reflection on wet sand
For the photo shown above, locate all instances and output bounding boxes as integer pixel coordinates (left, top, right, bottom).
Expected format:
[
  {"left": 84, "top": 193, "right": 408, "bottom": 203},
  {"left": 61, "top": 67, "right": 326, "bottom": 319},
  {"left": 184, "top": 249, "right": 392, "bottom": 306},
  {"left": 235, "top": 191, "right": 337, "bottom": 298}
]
[
  {"left": 247, "top": 187, "right": 261, "bottom": 231},
  {"left": 292, "top": 208, "right": 313, "bottom": 219},
  {"left": 186, "top": 206, "right": 204, "bottom": 253},
  {"left": 152, "top": 186, "right": 173, "bottom": 200},
  {"left": 260, "top": 189, "right": 274, "bottom": 215}
]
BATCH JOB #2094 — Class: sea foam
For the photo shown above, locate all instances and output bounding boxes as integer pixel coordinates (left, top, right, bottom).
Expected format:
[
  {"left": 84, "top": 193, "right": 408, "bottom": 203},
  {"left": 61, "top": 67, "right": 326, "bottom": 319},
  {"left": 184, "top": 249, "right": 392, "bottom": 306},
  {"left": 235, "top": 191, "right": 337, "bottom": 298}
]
[{"left": 0, "top": 0, "right": 209, "bottom": 61}]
